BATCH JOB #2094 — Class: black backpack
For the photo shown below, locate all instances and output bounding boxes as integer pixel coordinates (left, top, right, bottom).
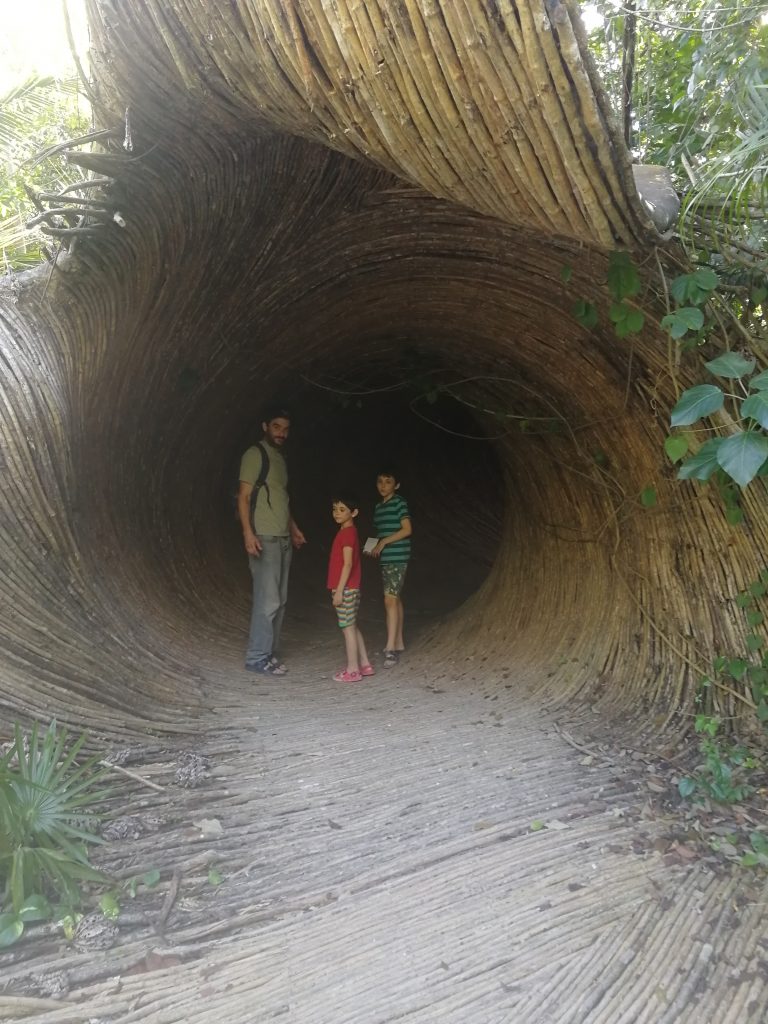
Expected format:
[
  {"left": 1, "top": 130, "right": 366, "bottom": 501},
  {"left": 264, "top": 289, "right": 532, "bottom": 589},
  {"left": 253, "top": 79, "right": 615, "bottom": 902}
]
[{"left": 236, "top": 442, "right": 271, "bottom": 525}]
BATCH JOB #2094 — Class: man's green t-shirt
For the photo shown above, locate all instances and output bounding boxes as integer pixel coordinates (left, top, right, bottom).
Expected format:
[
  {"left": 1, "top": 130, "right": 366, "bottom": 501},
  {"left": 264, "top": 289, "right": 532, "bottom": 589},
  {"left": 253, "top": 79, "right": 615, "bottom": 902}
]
[{"left": 239, "top": 444, "right": 290, "bottom": 537}]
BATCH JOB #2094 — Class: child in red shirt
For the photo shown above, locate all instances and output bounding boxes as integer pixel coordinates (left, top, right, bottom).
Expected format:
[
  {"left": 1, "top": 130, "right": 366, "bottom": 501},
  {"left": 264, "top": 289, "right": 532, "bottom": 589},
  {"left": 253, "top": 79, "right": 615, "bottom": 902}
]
[{"left": 328, "top": 494, "right": 374, "bottom": 683}]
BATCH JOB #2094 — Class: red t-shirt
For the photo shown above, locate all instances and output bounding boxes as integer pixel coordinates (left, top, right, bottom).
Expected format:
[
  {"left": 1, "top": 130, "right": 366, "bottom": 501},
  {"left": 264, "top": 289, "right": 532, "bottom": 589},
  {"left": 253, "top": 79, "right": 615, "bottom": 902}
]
[{"left": 327, "top": 525, "right": 361, "bottom": 590}]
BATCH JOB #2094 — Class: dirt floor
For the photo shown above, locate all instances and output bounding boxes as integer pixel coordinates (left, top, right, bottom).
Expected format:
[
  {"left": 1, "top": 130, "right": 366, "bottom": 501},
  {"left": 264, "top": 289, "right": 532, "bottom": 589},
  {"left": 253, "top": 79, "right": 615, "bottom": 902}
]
[{"left": 2, "top": 603, "right": 768, "bottom": 1024}]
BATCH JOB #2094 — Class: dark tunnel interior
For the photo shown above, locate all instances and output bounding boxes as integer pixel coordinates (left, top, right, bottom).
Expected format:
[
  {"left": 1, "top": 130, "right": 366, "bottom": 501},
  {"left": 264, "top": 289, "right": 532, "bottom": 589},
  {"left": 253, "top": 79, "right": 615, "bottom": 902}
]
[{"left": 222, "top": 369, "right": 505, "bottom": 644}]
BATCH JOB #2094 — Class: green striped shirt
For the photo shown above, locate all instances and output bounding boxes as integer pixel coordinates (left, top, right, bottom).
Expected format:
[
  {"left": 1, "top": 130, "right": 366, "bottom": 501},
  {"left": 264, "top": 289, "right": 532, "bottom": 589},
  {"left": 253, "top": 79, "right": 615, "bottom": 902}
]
[{"left": 374, "top": 494, "right": 411, "bottom": 564}]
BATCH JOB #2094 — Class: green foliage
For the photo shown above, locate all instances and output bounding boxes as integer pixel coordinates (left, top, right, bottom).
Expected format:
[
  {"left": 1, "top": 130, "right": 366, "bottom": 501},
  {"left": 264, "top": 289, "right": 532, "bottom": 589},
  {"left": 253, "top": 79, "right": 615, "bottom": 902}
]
[
  {"left": 0, "top": 721, "right": 109, "bottom": 946},
  {"left": 0, "top": 75, "right": 91, "bottom": 269},
  {"left": 609, "top": 301, "right": 645, "bottom": 337},
  {"left": 573, "top": 299, "right": 598, "bottom": 329},
  {"left": 584, "top": 1, "right": 767, "bottom": 262},
  {"left": 664, "top": 435, "right": 688, "bottom": 462},
  {"left": 670, "top": 385, "right": 724, "bottom": 427},
  {"left": 661, "top": 307, "right": 704, "bottom": 339},
  {"left": 669, "top": 346, "right": 768, "bottom": 487},
  {"left": 607, "top": 251, "right": 641, "bottom": 301},
  {"left": 678, "top": 715, "right": 757, "bottom": 804},
  {"left": 640, "top": 485, "right": 657, "bottom": 508},
  {"left": 671, "top": 269, "right": 720, "bottom": 306}
]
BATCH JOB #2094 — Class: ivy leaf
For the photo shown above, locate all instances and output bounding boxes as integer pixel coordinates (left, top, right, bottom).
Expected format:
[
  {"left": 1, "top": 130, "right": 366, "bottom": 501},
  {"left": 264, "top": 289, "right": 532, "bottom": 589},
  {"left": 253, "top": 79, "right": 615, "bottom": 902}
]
[
  {"left": 18, "top": 895, "right": 51, "bottom": 923},
  {"left": 705, "top": 352, "right": 755, "bottom": 378},
  {"left": 728, "top": 659, "right": 747, "bottom": 679},
  {"left": 661, "top": 307, "right": 705, "bottom": 338},
  {"left": 560, "top": 264, "right": 573, "bottom": 283},
  {"left": 640, "top": 486, "right": 657, "bottom": 508},
  {"left": 747, "top": 610, "right": 764, "bottom": 627},
  {"left": 671, "top": 268, "right": 719, "bottom": 305},
  {"left": 717, "top": 432, "right": 768, "bottom": 487},
  {"left": 691, "top": 267, "right": 719, "bottom": 292},
  {"left": 670, "top": 385, "right": 724, "bottom": 426},
  {"left": 607, "top": 251, "right": 641, "bottom": 300},
  {"left": 678, "top": 777, "right": 696, "bottom": 799},
  {"left": 750, "top": 370, "right": 768, "bottom": 391},
  {"left": 741, "top": 392, "right": 768, "bottom": 429},
  {"left": 747, "top": 634, "right": 764, "bottom": 652},
  {"left": 664, "top": 435, "right": 688, "bottom": 462},
  {"left": 0, "top": 914, "right": 24, "bottom": 948},
  {"left": 725, "top": 506, "right": 744, "bottom": 526},
  {"left": 573, "top": 299, "right": 598, "bottom": 329},
  {"left": 677, "top": 438, "right": 723, "bottom": 480},
  {"left": 609, "top": 301, "right": 644, "bottom": 336}
]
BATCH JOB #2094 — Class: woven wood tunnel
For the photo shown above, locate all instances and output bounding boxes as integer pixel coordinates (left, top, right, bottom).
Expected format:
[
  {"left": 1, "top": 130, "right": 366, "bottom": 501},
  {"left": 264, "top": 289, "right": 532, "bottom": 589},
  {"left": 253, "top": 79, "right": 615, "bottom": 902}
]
[{"left": 1, "top": 0, "right": 765, "bottom": 738}]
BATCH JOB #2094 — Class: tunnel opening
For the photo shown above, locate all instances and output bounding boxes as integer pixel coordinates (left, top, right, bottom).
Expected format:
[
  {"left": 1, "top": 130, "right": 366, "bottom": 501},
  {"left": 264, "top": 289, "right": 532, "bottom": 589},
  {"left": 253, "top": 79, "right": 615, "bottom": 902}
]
[
  {"left": 5, "top": 124, "right": 751, "bottom": 737},
  {"left": 1, "top": 131, "right": 665, "bottom": 727},
  {"left": 219, "top": 354, "right": 506, "bottom": 660}
]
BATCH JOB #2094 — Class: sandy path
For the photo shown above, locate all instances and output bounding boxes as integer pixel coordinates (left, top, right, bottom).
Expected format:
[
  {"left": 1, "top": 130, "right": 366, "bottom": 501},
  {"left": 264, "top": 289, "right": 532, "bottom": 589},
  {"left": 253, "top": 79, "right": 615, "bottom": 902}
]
[{"left": 3, "top": 630, "right": 767, "bottom": 1023}]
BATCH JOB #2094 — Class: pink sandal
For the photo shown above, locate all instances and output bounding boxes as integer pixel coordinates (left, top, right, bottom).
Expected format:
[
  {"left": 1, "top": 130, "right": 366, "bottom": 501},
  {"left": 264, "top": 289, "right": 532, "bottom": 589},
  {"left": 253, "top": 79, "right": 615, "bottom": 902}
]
[
  {"left": 334, "top": 669, "right": 362, "bottom": 683},
  {"left": 360, "top": 664, "right": 375, "bottom": 676}
]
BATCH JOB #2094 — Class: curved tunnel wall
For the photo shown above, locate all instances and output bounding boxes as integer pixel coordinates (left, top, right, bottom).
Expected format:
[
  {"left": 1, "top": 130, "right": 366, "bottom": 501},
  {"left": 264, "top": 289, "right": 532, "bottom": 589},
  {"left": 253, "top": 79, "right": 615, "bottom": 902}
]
[{"left": 1, "top": 2, "right": 766, "bottom": 737}]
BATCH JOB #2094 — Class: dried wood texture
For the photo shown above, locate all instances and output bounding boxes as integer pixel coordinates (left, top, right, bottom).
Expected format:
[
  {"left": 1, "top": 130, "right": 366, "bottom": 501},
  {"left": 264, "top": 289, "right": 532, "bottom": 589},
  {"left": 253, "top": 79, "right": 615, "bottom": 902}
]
[{"left": 84, "top": 0, "right": 655, "bottom": 248}]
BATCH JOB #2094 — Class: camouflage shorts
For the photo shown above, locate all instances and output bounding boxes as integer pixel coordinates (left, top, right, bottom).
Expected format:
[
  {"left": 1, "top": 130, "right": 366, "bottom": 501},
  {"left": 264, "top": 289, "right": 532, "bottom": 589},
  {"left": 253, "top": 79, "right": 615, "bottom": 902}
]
[{"left": 381, "top": 562, "right": 408, "bottom": 597}]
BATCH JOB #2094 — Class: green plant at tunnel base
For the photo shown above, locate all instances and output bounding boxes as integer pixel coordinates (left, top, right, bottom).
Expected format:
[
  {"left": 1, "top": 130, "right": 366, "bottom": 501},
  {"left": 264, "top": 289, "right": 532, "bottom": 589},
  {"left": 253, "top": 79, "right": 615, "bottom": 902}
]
[
  {"left": 677, "top": 714, "right": 758, "bottom": 805},
  {"left": 0, "top": 721, "right": 110, "bottom": 947},
  {"left": 698, "top": 570, "right": 768, "bottom": 727},
  {"left": 675, "top": 569, "right": 768, "bottom": 807}
]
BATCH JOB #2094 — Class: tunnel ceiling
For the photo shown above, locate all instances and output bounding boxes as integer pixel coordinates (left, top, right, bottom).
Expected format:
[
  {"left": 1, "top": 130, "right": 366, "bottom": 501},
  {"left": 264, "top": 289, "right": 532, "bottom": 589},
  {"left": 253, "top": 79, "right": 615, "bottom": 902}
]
[{"left": 0, "top": 0, "right": 765, "bottom": 737}]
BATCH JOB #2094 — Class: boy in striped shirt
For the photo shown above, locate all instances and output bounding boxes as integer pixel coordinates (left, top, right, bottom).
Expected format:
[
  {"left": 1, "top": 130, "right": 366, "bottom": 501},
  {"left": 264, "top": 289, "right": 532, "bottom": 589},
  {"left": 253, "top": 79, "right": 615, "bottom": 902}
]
[{"left": 369, "top": 468, "right": 412, "bottom": 667}]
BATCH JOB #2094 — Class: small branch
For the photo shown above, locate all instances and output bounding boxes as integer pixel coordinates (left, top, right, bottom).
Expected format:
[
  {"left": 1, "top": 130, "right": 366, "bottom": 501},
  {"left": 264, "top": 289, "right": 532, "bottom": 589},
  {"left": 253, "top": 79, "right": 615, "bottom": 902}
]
[
  {"left": 99, "top": 759, "right": 165, "bottom": 791},
  {"left": 155, "top": 866, "right": 182, "bottom": 935},
  {"left": 26, "top": 207, "right": 110, "bottom": 228},
  {"left": 38, "top": 224, "right": 103, "bottom": 237},
  {"left": 54, "top": 177, "right": 114, "bottom": 195},
  {"left": 621, "top": 0, "right": 637, "bottom": 151}
]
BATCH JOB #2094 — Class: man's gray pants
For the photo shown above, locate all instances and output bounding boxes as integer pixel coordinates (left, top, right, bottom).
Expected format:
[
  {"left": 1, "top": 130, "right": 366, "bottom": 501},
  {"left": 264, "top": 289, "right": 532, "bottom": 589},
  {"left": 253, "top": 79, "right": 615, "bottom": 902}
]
[{"left": 246, "top": 536, "right": 292, "bottom": 668}]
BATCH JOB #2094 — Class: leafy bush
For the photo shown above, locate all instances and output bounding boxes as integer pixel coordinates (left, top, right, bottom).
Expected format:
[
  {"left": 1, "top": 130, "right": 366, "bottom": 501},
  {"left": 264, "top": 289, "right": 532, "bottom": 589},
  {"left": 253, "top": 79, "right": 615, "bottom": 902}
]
[
  {"left": 678, "top": 715, "right": 758, "bottom": 804},
  {"left": 0, "top": 721, "right": 110, "bottom": 946}
]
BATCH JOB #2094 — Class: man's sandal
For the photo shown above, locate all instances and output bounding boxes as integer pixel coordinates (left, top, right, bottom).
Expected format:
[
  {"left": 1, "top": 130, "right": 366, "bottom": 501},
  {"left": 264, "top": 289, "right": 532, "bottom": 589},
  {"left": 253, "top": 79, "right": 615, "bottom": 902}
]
[{"left": 246, "top": 659, "right": 287, "bottom": 676}]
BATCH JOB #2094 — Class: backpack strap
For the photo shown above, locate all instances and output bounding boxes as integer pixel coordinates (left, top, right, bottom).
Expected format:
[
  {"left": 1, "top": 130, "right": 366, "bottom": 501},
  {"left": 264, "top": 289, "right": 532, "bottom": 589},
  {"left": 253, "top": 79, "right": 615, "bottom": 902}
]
[{"left": 248, "top": 442, "right": 272, "bottom": 525}]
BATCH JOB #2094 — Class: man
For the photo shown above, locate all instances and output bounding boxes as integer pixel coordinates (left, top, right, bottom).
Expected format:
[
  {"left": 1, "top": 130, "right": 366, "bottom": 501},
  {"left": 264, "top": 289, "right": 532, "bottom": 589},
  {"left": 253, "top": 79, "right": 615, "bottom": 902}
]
[{"left": 238, "top": 407, "right": 306, "bottom": 674}]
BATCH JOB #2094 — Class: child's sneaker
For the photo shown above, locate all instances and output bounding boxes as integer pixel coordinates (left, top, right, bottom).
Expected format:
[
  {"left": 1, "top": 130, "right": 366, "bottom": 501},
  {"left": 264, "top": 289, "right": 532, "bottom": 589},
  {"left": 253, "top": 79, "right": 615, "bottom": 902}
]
[{"left": 334, "top": 669, "right": 363, "bottom": 683}]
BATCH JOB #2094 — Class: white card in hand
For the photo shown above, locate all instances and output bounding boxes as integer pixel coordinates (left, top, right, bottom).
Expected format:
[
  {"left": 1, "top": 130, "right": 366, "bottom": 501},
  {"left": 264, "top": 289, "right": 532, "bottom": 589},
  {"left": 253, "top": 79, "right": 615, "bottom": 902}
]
[{"left": 363, "top": 537, "right": 378, "bottom": 554}]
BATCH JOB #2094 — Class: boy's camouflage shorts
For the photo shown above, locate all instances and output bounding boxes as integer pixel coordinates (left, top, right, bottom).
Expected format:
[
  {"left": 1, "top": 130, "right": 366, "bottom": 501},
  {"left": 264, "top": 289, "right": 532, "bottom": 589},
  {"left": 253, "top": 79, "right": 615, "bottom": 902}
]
[{"left": 381, "top": 562, "right": 408, "bottom": 597}]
